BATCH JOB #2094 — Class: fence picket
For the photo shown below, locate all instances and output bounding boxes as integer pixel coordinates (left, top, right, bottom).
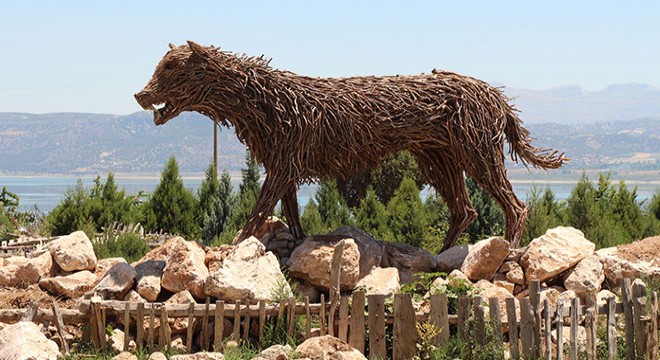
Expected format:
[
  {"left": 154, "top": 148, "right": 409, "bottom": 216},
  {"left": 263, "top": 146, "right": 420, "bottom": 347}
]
[
  {"left": 650, "top": 291, "right": 658, "bottom": 360},
  {"left": 506, "top": 297, "right": 520, "bottom": 360},
  {"left": 584, "top": 294, "right": 596, "bottom": 360},
  {"left": 367, "top": 294, "right": 386, "bottom": 360},
  {"left": 123, "top": 303, "right": 131, "bottom": 352},
  {"left": 544, "top": 299, "right": 551, "bottom": 360},
  {"left": 606, "top": 296, "right": 616, "bottom": 360},
  {"left": 349, "top": 291, "right": 366, "bottom": 353},
  {"left": 393, "top": 293, "right": 417, "bottom": 360},
  {"left": 489, "top": 297, "right": 503, "bottom": 346},
  {"left": 569, "top": 298, "right": 579, "bottom": 360},
  {"left": 632, "top": 280, "right": 648, "bottom": 358},
  {"left": 201, "top": 298, "right": 210, "bottom": 350},
  {"left": 304, "top": 296, "right": 311, "bottom": 339},
  {"left": 520, "top": 297, "right": 534, "bottom": 359},
  {"left": 473, "top": 296, "right": 485, "bottom": 346},
  {"left": 338, "top": 296, "right": 349, "bottom": 342},
  {"left": 530, "top": 280, "right": 541, "bottom": 359},
  {"left": 622, "top": 278, "right": 636, "bottom": 360},
  {"left": 458, "top": 295, "right": 470, "bottom": 342},
  {"left": 430, "top": 293, "right": 450, "bottom": 345},
  {"left": 232, "top": 300, "right": 241, "bottom": 340},
  {"left": 214, "top": 301, "right": 225, "bottom": 351},
  {"left": 557, "top": 301, "right": 564, "bottom": 360},
  {"left": 186, "top": 302, "right": 194, "bottom": 353},
  {"left": 320, "top": 294, "right": 326, "bottom": 336},
  {"left": 148, "top": 303, "right": 155, "bottom": 350},
  {"left": 136, "top": 302, "right": 144, "bottom": 349}
]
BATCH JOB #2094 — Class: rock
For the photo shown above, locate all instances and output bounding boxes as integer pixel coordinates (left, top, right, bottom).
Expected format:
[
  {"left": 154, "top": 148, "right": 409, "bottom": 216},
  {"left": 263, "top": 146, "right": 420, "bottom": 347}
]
[
  {"left": 204, "top": 245, "right": 234, "bottom": 272},
  {"left": 170, "top": 337, "right": 187, "bottom": 352},
  {"left": 474, "top": 280, "right": 518, "bottom": 322},
  {"left": 148, "top": 352, "right": 168, "bottom": 360},
  {"left": 253, "top": 216, "right": 290, "bottom": 241},
  {"left": 113, "top": 352, "right": 138, "bottom": 360},
  {"left": 552, "top": 326, "right": 587, "bottom": 353},
  {"left": 0, "top": 252, "right": 53, "bottom": 287},
  {"left": 381, "top": 241, "right": 436, "bottom": 284},
  {"left": 355, "top": 267, "right": 400, "bottom": 296},
  {"left": 293, "top": 280, "right": 321, "bottom": 303},
  {"left": 563, "top": 255, "right": 604, "bottom": 294},
  {"left": 499, "top": 261, "right": 517, "bottom": 273},
  {"left": 461, "top": 237, "right": 510, "bottom": 281},
  {"left": 205, "top": 237, "right": 292, "bottom": 303},
  {"left": 596, "top": 236, "right": 660, "bottom": 286},
  {"left": 296, "top": 335, "right": 366, "bottom": 360},
  {"left": 259, "top": 344, "right": 294, "bottom": 360},
  {"left": 289, "top": 237, "right": 360, "bottom": 291},
  {"left": 539, "top": 287, "right": 562, "bottom": 310},
  {"left": 494, "top": 280, "right": 515, "bottom": 294},
  {"left": 520, "top": 227, "right": 595, "bottom": 284},
  {"left": 170, "top": 352, "right": 225, "bottom": 360},
  {"left": 330, "top": 226, "right": 385, "bottom": 279},
  {"left": 161, "top": 237, "right": 209, "bottom": 299},
  {"left": 556, "top": 290, "right": 577, "bottom": 309},
  {"left": 447, "top": 269, "right": 470, "bottom": 286},
  {"left": 429, "top": 276, "right": 448, "bottom": 293},
  {"left": 109, "top": 329, "right": 135, "bottom": 352},
  {"left": 597, "top": 289, "right": 617, "bottom": 305},
  {"left": 435, "top": 245, "right": 470, "bottom": 273},
  {"left": 39, "top": 270, "right": 97, "bottom": 298},
  {"left": 134, "top": 258, "right": 166, "bottom": 302},
  {"left": 124, "top": 290, "right": 148, "bottom": 303},
  {"left": 48, "top": 231, "right": 97, "bottom": 272},
  {"left": 95, "top": 257, "right": 128, "bottom": 281},
  {"left": 0, "top": 321, "right": 60, "bottom": 360},
  {"left": 92, "top": 262, "right": 136, "bottom": 299},
  {"left": 166, "top": 290, "right": 196, "bottom": 334},
  {"left": 506, "top": 264, "right": 525, "bottom": 285}
]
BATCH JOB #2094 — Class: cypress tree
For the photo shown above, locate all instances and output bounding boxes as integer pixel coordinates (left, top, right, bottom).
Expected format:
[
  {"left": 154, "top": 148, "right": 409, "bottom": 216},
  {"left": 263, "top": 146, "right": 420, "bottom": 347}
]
[
  {"left": 316, "top": 180, "right": 353, "bottom": 231},
  {"left": 301, "top": 199, "right": 325, "bottom": 235},
  {"left": 356, "top": 188, "right": 392, "bottom": 240},
  {"left": 387, "top": 177, "right": 427, "bottom": 247}
]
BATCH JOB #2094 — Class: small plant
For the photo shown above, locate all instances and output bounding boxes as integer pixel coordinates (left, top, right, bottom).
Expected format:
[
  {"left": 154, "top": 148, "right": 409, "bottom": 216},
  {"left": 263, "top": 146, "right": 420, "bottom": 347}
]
[
  {"left": 400, "top": 271, "right": 447, "bottom": 301},
  {"left": 415, "top": 321, "right": 442, "bottom": 360},
  {"left": 223, "top": 339, "right": 259, "bottom": 360}
]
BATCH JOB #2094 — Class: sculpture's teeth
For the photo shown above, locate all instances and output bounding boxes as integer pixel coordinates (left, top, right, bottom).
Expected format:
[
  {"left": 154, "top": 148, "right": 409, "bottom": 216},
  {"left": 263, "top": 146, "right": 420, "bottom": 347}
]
[{"left": 154, "top": 103, "right": 166, "bottom": 110}]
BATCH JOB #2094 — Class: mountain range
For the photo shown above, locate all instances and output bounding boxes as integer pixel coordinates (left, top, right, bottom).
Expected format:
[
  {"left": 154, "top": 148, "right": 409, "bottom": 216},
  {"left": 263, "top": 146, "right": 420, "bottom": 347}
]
[{"left": 1, "top": 83, "right": 659, "bottom": 175}]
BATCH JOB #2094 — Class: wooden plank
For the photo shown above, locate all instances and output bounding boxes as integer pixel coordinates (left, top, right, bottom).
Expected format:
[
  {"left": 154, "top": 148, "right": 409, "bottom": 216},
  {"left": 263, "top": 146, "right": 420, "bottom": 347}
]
[
  {"left": 632, "top": 279, "right": 648, "bottom": 358},
  {"left": 530, "top": 280, "right": 542, "bottom": 359},
  {"left": 520, "top": 297, "right": 534, "bottom": 359},
  {"left": 259, "top": 300, "right": 266, "bottom": 343},
  {"left": 506, "top": 297, "right": 520, "bottom": 360},
  {"left": 304, "top": 296, "right": 311, "bottom": 339},
  {"left": 544, "top": 299, "right": 551, "bottom": 360},
  {"left": 584, "top": 294, "right": 596, "bottom": 360},
  {"left": 201, "top": 298, "right": 210, "bottom": 350},
  {"left": 393, "top": 293, "right": 417, "bottom": 360},
  {"left": 606, "top": 296, "right": 617, "bottom": 360},
  {"left": 186, "top": 302, "right": 195, "bottom": 354},
  {"left": 51, "top": 301, "right": 70, "bottom": 356},
  {"left": 22, "top": 301, "right": 39, "bottom": 321},
  {"left": 338, "top": 296, "right": 349, "bottom": 342},
  {"left": 232, "top": 300, "right": 241, "bottom": 341},
  {"left": 329, "top": 240, "right": 345, "bottom": 304},
  {"left": 556, "top": 301, "right": 564, "bottom": 360},
  {"left": 242, "top": 303, "right": 250, "bottom": 340},
  {"left": 621, "top": 278, "right": 636, "bottom": 360},
  {"left": 473, "top": 296, "right": 485, "bottom": 346},
  {"left": 429, "top": 293, "right": 449, "bottom": 345},
  {"left": 320, "top": 294, "right": 326, "bottom": 336},
  {"left": 367, "top": 294, "right": 386, "bottom": 360},
  {"left": 349, "top": 291, "right": 366, "bottom": 353},
  {"left": 277, "top": 300, "right": 286, "bottom": 330},
  {"left": 136, "top": 302, "right": 145, "bottom": 350},
  {"left": 148, "top": 303, "right": 155, "bottom": 350},
  {"left": 649, "top": 291, "right": 658, "bottom": 360},
  {"left": 159, "top": 306, "right": 171, "bottom": 350},
  {"left": 570, "top": 297, "right": 579, "bottom": 360},
  {"left": 214, "top": 300, "right": 225, "bottom": 351},
  {"left": 458, "top": 295, "right": 470, "bottom": 341},
  {"left": 288, "top": 297, "right": 296, "bottom": 337},
  {"left": 122, "top": 303, "right": 130, "bottom": 352},
  {"left": 489, "top": 297, "right": 503, "bottom": 346}
]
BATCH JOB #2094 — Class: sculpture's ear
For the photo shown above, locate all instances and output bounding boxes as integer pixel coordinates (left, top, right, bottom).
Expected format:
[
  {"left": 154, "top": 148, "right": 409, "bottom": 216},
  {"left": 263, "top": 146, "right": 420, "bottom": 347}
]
[
  {"left": 168, "top": 43, "right": 176, "bottom": 50},
  {"left": 187, "top": 40, "right": 209, "bottom": 58}
]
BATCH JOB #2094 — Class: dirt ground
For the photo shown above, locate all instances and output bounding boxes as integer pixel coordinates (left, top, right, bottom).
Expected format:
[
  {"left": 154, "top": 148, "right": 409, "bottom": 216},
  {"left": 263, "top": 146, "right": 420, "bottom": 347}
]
[
  {"left": 615, "top": 235, "right": 660, "bottom": 265},
  {"left": 0, "top": 284, "right": 74, "bottom": 309}
]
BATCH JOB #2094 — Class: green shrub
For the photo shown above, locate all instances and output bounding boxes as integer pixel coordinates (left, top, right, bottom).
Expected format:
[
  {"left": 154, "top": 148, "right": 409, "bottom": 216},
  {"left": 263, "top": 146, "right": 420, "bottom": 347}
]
[{"left": 93, "top": 232, "right": 150, "bottom": 263}]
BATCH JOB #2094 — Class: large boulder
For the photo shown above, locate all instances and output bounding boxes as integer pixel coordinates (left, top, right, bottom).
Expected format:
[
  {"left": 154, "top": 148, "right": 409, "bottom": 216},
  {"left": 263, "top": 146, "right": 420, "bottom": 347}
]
[
  {"left": 381, "top": 241, "right": 436, "bottom": 284},
  {"left": 435, "top": 245, "right": 470, "bottom": 273},
  {"left": 520, "top": 227, "right": 595, "bottom": 284},
  {"left": 596, "top": 236, "right": 660, "bottom": 286},
  {"left": 253, "top": 216, "right": 290, "bottom": 241},
  {"left": 296, "top": 335, "right": 366, "bottom": 360},
  {"left": 461, "top": 237, "right": 509, "bottom": 281},
  {"left": 48, "top": 231, "right": 97, "bottom": 272},
  {"left": 474, "top": 280, "right": 518, "bottom": 322},
  {"left": 161, "top": 237, "right": 209, "bottom": 299},
  {"left": 134, "top": 258, "right": 166, "bottom": 302},
  {"left": 0, "top": 251, "right": 53, "bottom": 287},
  {"left": 95, "top": 257, "right": 128, "bottom": 281},
  {"left": 289, "top": 237, "right": 360, "bottom": 291},
  {"left": 330, "top": 226, "right": 385, "bottom": 279},
  {"left": 92, "top": 262, "right": 137, "bottom": 299},
  {"left": 205, "top": 236, "right": 292, "bottom": 303},
  {"left": 563, "top": 254, "right": 605, "bottom": 294},
  {"left": 39, "top": 270, "right": 97, "bottom": 298},
  {"left": 205, "top": 245, "right": 234, "bottom": 272},
  {"left": 0, "top": 321, "right": 60, "bottom": 360},
  {"left": 355, "top": 267, "right": 400, "bottom": 296}
]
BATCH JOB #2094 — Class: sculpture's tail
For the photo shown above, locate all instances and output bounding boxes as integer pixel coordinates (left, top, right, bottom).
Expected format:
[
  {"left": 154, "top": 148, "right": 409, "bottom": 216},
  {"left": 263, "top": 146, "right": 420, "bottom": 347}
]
[{"left": 504, "top": 112, "right": 568, "bottom": 169}]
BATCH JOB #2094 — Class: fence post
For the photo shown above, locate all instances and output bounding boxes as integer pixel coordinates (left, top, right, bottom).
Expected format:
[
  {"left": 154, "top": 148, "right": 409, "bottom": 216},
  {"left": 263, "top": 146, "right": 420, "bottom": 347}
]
[
  {"left": 430, "top": 293, "right": 449, "bottom": 345},
  {"left": 320, "top": 294, "right": 326, "bottom": 336},
  {"left": 148, "top": 303, "right": 156, "bottom": 350},
  {"left": 338, "top": 296, "right": 349, "bottom": 342},
  {"left": 201, "top": 298, "right": 210, "bottom": 350},
  {"left": 544, "top": 299, "right": 551, "bottom": 360},
  {"left": 584, "top": 293, "right": 597, "bottom": 360},
  {"left": 393, "top": 293, "right": 417, "bottom": 360},
  {"left": 530, "top": 280, "right": 542, "bottom": 359},
  {"left": 458, "top": 295, "right": 470, "bottom": 342},
  {"left": 159, "top": 306, "right": 171, "bottom": 350},
  {"left": 489, "top": 297, "right": 503, "bottom": 346},
  {"left": 520, "top": 297, "right": 534, "bottom": 359},
  {"left": 124, "top": 303, "right": 131, "bottom": 352},
  {"left": 632, "top": 279, "right": 648, "bottom": 359},
  {"left": 186, "top": 302, "right": 195, "bottom": 353},
  {"left": 232, "top": 300, "right": 241, "bottom": 341},
  {"left": 649, "top": 291, "right": 658, "bottom": 360},
  {"left": 621, "top": 278, "right": 636, "bottom": 360},
  {"left": 367, "top": 294, "right": 386, "bottom": 360},
  {"left": 606, "top": 296, "right": 617, "bottom": 360},
  {"left": 473, "top": 296, "right": 485, "bottom": 346},
  {"left": 304, "top": 296, "right": 312, "bottom": 340},
  {"left": 506, "top": 297, "right": 520, "bottom": 360},
  {"left": 214, "top": 300, "right": 225, "bottom": 351},
  {"left": 556, "top": 301, "right": 564, "bottom": 360},
  {"left": 349, "top": 291, "right": 366, "bottom": 353},
  {"left": 136, "top": 302, "right": 144, "bottom": 350},
  {"left": 569, "top": 297, "right": 580, "bottom": 360}
]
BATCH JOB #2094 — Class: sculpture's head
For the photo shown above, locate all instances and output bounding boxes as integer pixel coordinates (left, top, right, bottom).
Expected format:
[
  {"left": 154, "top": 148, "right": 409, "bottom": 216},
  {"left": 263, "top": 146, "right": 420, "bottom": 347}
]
[{"left": 135, "top": 41, "right": 216, "bottom": 125}]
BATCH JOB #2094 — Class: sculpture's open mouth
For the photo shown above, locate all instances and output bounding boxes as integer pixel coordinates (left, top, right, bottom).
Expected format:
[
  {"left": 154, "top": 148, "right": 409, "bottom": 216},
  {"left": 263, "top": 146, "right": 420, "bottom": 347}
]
[{"left": 134, "top": 92, "right": 178, "bottom": 125}]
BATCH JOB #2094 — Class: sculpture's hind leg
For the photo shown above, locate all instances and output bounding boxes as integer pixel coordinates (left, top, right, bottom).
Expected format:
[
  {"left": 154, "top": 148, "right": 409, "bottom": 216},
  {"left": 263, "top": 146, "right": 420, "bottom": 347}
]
[
  {"left": 235, "top": 173, "right": 287, "bottom": 244},
  {"left": 281, "top": 186, "right": 305, "bottom": 239},
  {"left": 466, "top": 158, "right": 528, "bottom": 248},
  {"left": 418, "top": 152, "right": 477, "bottom": 253}
]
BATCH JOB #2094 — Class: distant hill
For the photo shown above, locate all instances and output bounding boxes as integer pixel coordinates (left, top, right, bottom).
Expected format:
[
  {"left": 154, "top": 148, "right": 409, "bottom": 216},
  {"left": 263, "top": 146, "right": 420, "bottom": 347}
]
[{"left": 1, "top": 87, "right": 659, "bottom": 175}]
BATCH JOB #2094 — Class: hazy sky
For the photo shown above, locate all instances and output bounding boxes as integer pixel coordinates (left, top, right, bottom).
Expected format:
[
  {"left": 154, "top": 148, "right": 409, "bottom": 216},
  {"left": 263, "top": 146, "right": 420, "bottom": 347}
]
[{"left": 1, "top": 1, "right": 659, "bottom": 114}]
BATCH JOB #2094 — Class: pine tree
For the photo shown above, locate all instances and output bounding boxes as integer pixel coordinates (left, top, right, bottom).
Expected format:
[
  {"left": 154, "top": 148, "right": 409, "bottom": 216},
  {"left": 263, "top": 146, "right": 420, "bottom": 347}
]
[
  {"left": 424, "top": 190, "right": 451, "bottom": 253},
  {"left": 301, "top": 199, "right": 325, "bottom": 235},
  {"left": 144, "top": 156, "right": 198, "bottom": 238},
  {"left": 316, "top": 180, "right": 353, "bottom": 231},
  {"left": 356, "top": 188, "right": 392, "bottom": 240},
  {"left": 465, "top": 177, "right": 504, "bottom": 243},
  {"left": 228, "top": 152, "right": 261, "bottom": 233},
  {"left": 523, "top": 186, "right": 563, "bottom": 245},
  {"left": 387, "top": 177, "right": 428, "bottom": 247}
]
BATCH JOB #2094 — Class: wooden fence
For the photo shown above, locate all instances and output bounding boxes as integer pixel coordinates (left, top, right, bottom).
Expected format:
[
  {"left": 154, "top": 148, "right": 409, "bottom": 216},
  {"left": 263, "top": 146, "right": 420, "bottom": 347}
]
[{"left": 0, "top": 278, "right": 658, "bottom": 359}]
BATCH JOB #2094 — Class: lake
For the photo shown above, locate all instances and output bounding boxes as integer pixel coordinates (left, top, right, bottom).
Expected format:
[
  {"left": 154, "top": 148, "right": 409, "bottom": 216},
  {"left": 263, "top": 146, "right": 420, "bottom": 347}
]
[{"left": 1, "top": 175, "right": 658, "bottom": 213}]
